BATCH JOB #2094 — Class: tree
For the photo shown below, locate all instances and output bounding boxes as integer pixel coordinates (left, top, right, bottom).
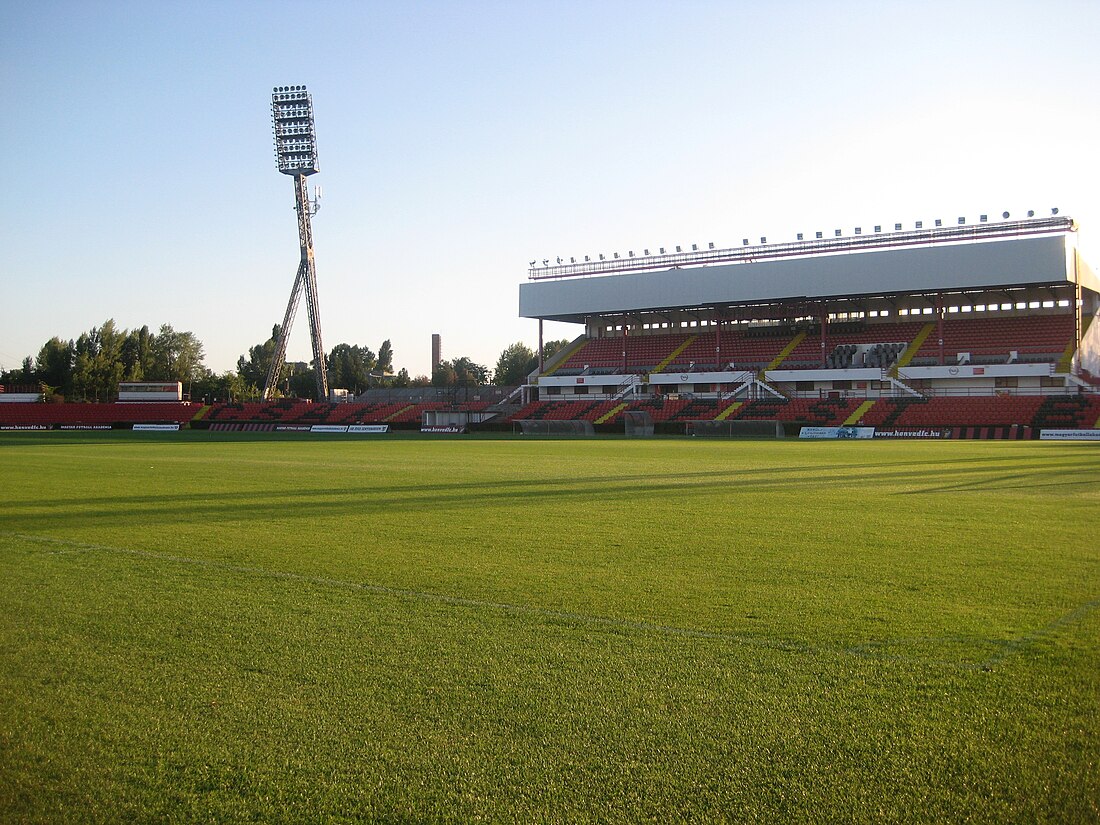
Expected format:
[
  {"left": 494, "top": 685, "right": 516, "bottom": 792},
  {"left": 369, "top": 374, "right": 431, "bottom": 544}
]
[
  {"left": 36, "top": 337, "right": 74, "bottom": 396},
  {"left": 93, "top": 319, "right": 126, "bottom": 400},
  {"left": 451, "top": 356, "right": 491, "bottom": 386},
  {"left": 13, "top": 320, "right": 211, "bottom": 401},
  {"left": 391, "top": 367, "right": 411, "bottom": 388},
  {"left": 432, "top": 357, "right": 489, "bottom": 388},
  {"left": 153, "top": 324, "right": 206, "bottom": 384},
  {"left": 327, "top": 343, "right": 376, "bottom": 394},
  {"left": 68, "top": 320, "right": 124, "bottom": 401},
  {"left": 377, "top": 339, "right": 394, "bottom": 375},
  {"left": 542, "top": 338, "right": 571, "bottom": 362},
  {"left": 237, "top": 325, "right": 281, "bottom": 396},
  {"left": 494, "top": 342, "right": 536, "bottom": 387},
  {"left": 491, "top": 338, "right": 571, "bottom": 387},
  {"left": 0, "top": 357, "right": 36, "bottom": 386},
  {"left": 287, "top": 364, "right": 317, "bottom": 399},
  {"left": 431, "top": 361, "right": 457, "bottom": 387},
  {"left": 191, "top": 369, "right": 245, "bottom": 404},
  {"left": 121, "top": 325, "right": 156, "bottom": 381},
  {"left": 71, "top": 331, "right": 96, "bottom": 401}
]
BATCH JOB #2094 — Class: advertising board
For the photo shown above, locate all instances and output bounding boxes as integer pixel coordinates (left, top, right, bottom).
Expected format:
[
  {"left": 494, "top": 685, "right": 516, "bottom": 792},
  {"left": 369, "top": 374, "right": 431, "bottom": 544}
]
[
  {"left": 873, "top": 428, "right": 952, "bottom": 439},
  {"left": 1039, "top": 429, "right": 1100, "bottom": 440},
  {"left": 799, "top": 426, "right": 875, "bottom": 439}
]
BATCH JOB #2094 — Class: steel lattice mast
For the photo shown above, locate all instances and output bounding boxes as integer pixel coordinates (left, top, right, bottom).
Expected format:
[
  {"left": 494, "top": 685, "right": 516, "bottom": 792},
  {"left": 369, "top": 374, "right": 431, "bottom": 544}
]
[{"left": 263, "top": 85, "right": 328, "bottom": 400}]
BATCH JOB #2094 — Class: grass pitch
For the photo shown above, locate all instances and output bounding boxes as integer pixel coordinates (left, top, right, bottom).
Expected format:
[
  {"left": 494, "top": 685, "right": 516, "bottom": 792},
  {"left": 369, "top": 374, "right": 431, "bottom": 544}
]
[{"left": 1, "top": 432, "right": 1098, "bottom": 823}]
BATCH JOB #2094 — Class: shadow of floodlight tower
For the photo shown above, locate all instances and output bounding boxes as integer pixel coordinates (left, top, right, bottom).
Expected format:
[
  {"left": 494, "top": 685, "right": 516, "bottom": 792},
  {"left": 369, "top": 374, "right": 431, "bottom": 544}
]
[{"left": 262, "top": 85, "right": 328, "bottom": 401}]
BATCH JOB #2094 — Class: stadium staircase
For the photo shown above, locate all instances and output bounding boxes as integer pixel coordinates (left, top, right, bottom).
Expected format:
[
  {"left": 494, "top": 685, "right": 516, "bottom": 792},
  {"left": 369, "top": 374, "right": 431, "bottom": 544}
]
[
  {"left": 539, "top": 336, "right": 589, "bottom": 377},
  {"left": 1055, "top": 315, "right": 1087, "bottom": 372},
  {"left": 890, "top": 322, "right": 935, "bottom": 375},
  {"left": 884, "top": 373, "right": 925, "bottom": 398},
  {"left": 715, "top": 400, "right": 743, "bottom": 420},
  {"left": 856, "top": 397, "right": 927, "bottom": 428},
  {"left": 763, "top": 331, "right": 806, "bottom": 370},
  {"left": 843, "top": 399, "right": 876, "bottom": 426},
  {"left": 595, "top": 403, "right": 628, "bottom": 425},
  {"left": 776, "top": 397, "right": 863, "bottom": 425},
  {"left": 652, "top": 336, "right": 698, "bottom": 373},
  {"left": 384, "top": 404, "right": 415, "bottom": 422}
]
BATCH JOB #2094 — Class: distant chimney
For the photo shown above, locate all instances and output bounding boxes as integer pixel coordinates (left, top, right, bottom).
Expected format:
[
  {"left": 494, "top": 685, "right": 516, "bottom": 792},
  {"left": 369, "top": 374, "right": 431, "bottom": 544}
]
[{"left": 431, "top": 333, "right": 442, "bottom": 370}]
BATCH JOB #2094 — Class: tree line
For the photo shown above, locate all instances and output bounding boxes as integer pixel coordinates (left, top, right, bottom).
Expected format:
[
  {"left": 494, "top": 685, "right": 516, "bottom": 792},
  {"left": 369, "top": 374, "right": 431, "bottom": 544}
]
[{"left": 1, "top": 319, "right": 570, "bottom": 402}]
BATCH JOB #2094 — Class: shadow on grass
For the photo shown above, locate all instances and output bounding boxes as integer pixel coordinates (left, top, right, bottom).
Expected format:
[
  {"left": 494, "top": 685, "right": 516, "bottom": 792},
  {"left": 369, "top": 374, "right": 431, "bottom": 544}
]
[{"left": 3, "top": 453, "right": 1098, "bottom": 530}]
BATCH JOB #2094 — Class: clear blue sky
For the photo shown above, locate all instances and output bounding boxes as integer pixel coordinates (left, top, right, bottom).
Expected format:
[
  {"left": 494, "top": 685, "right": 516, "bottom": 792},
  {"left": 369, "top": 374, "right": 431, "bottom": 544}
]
[{"left": 3, "top": 0, "right": 1099, "bottom": 378}]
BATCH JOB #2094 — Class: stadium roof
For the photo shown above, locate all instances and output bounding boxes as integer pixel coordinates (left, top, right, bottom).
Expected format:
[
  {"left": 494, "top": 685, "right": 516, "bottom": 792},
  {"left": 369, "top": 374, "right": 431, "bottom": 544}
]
[{"left": 519, "top": 230, "right": 1098, "bottom": 324}]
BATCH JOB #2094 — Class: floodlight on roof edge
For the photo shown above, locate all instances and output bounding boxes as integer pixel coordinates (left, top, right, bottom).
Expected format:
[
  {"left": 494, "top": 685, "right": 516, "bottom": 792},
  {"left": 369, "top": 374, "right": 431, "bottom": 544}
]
[
  {"left": 262, "top": 84, "right": 329, "bottom": 401},
  {"left": 525, "top": 209, "right": 1076, "bottom": 280}
]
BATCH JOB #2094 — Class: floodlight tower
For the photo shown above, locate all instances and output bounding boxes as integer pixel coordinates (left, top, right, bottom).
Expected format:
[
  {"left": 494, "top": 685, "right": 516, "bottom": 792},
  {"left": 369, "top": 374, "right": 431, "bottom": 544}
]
[{"left": 262, "top": 85, "right": 329, "bottom": 400}]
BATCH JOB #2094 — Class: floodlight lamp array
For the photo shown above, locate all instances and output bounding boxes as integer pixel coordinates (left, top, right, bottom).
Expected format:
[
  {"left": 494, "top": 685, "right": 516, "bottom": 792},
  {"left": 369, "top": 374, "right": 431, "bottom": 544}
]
[{"left": 272, "top": 85, "right": 319, "bottom": 175}]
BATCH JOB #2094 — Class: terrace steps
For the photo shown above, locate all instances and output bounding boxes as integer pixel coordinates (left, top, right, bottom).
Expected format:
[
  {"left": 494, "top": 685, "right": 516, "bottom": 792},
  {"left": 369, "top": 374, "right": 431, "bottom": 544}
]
[
  {"left": 843, "top": 400, "right": 876, "bottom": 426},
  {"left": 653, "top": 336, "right": 698, "bottom": 373},
  {"left": 892, "top": 323, "right": 935, "bottom": 374},
  {"left": 595, "top": 402, "right": 628, "bottom": 424},
  {"left": 715, "top": 400, "right": 743, "bottom": 421},
  {"left": 384, "top": 405, "right": 415, "bottom": 422},
  {"left": 1056, "top": 340, "right": 1077, "bottom": 374},
  {"left": 764, "top": 332, "right": 806, "bottom": 370},
  {"left": 540, "top": 337, "right": 589, "bottom": 376}
]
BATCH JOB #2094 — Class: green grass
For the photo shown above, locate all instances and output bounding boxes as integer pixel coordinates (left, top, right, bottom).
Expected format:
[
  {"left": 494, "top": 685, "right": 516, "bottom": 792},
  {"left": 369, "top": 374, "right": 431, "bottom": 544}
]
[{"left": 0, "top": 432, "right": 1098, "bottom": 823}]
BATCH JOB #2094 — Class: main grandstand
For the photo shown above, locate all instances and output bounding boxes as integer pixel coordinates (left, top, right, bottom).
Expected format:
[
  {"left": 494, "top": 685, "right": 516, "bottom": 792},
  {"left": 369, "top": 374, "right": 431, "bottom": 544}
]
[
  {"left": 511, "top": 212, "right": 1100, "bottom": 436},
  {"left": 2, "top": 211, "right": 1099, "bottom": 436}
]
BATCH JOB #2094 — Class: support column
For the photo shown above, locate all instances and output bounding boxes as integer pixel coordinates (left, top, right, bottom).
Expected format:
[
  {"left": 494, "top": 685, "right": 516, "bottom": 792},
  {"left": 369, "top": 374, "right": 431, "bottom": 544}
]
[
  {"left": 937, "top": 293, "right": 945, "bottom": 366},
  {"left": 538, "top": 319, "right": 545, "bottom": 373},
  {"left": 1074, "top": 250, "right": 1083, "bottom": 374},
  {"left": 820, "top": 310, "right": 828, "bottom": 367},
  {"left": 263, "top": 173, "right": 327, "bottom": 400}
]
